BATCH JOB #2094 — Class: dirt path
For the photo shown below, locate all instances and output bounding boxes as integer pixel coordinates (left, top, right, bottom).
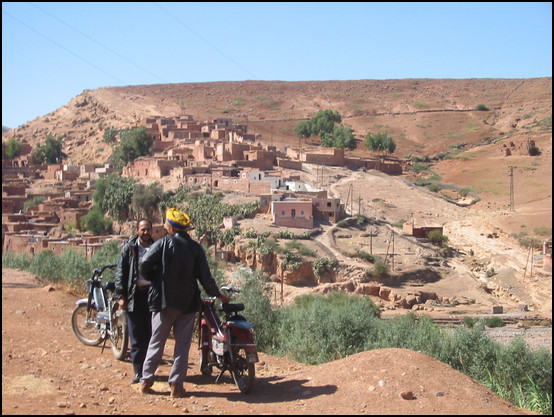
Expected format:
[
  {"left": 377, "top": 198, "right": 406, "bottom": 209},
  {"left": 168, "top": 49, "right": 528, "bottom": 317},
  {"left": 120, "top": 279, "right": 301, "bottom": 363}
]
[{"left": 300, "top": 164, "right": 552, "bottom": 319}]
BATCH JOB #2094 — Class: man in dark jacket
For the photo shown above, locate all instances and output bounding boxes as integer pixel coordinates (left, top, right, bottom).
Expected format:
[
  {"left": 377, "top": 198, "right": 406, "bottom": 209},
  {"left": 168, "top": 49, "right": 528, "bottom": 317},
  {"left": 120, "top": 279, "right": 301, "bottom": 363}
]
[
  {"left": 138, "top": 208, "right": 229, "bottom": 398},
  {"left": 114, "top": 218, "right": 154, "bottom": 384}
]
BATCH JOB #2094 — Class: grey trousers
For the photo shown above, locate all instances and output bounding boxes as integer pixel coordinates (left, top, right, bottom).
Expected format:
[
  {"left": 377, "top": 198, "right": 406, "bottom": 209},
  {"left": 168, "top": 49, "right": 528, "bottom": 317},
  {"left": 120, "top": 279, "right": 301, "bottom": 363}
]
[{"left": 141, "top": 307, "right": 196, "bottom": 385}]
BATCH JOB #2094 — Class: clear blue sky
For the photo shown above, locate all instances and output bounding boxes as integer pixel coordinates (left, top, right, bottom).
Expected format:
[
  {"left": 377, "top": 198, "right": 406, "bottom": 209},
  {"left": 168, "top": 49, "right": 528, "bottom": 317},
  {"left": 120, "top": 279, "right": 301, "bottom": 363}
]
[{"left": 2, "top": 2, "right": 552, "bottom": 129}]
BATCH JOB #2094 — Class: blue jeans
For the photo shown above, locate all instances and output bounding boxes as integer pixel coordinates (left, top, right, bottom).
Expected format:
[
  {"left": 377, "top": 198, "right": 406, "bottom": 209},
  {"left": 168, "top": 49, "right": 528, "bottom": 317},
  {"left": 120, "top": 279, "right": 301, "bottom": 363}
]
[{"left": 141, "top": 307, "right": 196, "bottom": 385}]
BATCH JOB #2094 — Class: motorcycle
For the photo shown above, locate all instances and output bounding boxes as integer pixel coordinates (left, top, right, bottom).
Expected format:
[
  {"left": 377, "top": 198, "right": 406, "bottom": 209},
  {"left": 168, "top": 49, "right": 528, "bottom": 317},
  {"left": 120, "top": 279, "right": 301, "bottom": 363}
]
[
  {"left": 198, "top": 286, "right": 259, "bottom": 394},
  {"left": 71, "top": 264, "right": 129, "bottom": 360}
]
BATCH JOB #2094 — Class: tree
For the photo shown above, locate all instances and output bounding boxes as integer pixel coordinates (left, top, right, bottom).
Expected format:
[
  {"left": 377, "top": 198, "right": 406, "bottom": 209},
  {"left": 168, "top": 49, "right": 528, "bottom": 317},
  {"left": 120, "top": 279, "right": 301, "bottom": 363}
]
[
  {"left": 364, "top": 132, "right": 396, "bottom": 155},
  {"left": 103, "top": 127, "right": 119, "bottom": 144},
  {"left": 132, "top": 182, "right": 163, "bottom": 220},
  {"left": 294, "top": 120, "right": 312, "bottom": 141},
  {"left": 310, "top": 109, "right": 342, "bottom": 139},
  {"left": 294, "top": 110, "right": 355, "bottom": 150},
  {"left": 97, "top": 175, "right": 136, "bottom": 221},
  {"left": 33, "top": 134, "right": 67, "bottom": 164},
  {"left": 4, "top": 138, "right": 21, "bottom": 159},
  {"left": 109, "top": 126, "right": 153, "bottom": 167},
  {"left": 80, "top": 206, "right": 112, "bottom": 235},
  {"left": 330, "top": 125, "right": 356, "bottom": 150}
]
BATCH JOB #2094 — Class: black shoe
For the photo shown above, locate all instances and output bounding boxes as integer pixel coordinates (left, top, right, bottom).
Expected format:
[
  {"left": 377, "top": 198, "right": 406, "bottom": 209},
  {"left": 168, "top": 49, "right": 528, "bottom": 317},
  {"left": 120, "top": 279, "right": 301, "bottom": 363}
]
[{"left": 131, "top": 373, "right": 141, "bottom": 384}]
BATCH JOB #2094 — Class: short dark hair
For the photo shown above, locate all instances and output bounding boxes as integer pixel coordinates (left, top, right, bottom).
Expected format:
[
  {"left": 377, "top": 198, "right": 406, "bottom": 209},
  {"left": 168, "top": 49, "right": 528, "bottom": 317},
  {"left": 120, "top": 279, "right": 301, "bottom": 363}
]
[{"left": 137, "top": 218, "right": 152, "bottom": 229}]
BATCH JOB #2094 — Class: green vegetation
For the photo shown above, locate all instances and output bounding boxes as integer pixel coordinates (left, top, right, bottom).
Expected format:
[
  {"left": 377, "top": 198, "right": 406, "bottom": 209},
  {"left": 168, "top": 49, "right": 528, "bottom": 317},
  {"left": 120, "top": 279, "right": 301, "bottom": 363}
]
[
  {"left": 33, "top": 134, "right": 67, "bottom": 164},
  {"left": 80, "top": 206, "right": 113, "bottom": 235},
  {"left": 411, "top": 162, "right": 430, "bottom": 173},
  {"left": 4, "top": 138, "right": 22, "bottom": 159},
  {"left": 294, "top": 109, "right": 356, "bottom": 150},
  {"left": 23, "top": 195, "right": 46, "bottom": 212},
  {"left": 364, "top": 131, "right": 397, "bottom": 155},
  {"left": 534, "top": 227, "right": 552, "bottom": 237},
  {"left": 103, "top": 127, "right": 119, "bottom": 144},
  {"left": 313, "top": 258, "right": 338, "bottom": 278},
  {"left": 475, "top": 103, "right": 490, "bottom": 111},
  {"left": 428, "top": 230, "right": 448, "bottom": 247},
  {"left": 109, "top": 126, "right": 153, "bottom": 168}
]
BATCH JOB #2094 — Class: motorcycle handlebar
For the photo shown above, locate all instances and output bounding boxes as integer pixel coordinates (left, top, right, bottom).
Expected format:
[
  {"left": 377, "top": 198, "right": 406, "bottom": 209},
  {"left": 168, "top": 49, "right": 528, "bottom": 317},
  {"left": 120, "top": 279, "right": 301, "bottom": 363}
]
[{"left": 93, "top": 264, "right": 117, "bottom": 278}]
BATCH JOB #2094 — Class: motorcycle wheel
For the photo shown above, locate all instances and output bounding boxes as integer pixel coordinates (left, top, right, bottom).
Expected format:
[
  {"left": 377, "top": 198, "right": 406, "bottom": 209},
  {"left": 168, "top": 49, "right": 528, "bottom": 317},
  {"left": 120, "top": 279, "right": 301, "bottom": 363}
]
[
  {"left": 230, "top": 336, "right": 255, "bottom": 394},
  {"left": 110, "top": 308, "right": 129, "bottom": 361},
  {"left": 71, "top": 303, "right": 103, "bottom": 346},
  {"left": 199, "top": 325, "right": 213, "bottom": 376}
]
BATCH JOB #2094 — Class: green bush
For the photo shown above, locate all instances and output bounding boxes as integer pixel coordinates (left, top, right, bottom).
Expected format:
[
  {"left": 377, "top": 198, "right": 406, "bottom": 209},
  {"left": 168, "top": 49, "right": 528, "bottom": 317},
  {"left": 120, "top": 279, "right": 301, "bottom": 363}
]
[
  {"left": 428, "top": 230, "right": 448, "bottom": 247},
  {"left": 272, "top": 291, "right": 381, "bottom": 364},
  {"left": 2, "top": 252, "right": 32, "bottom": 270},
  {"left": 60, "top": 248, "right": 91, "bottom": 286},
  {"left": 313, "top": 258, "right": 338, "bottom": 278},
  {"left": 484, "top": 317, "right": 505, "bottom": 328},
  {"left": 411, "top": 162, "right": 429, "bottom": 173},
  {"left": 28, "top": 251, "right": 63, "bottom": 283},
  {"left": 475, "top": 104, "right": 490, "bottom": 111},
  {"left": 351, "top": 249, "right": 375, "bottom": 263},
  {"left": 231, "top": 266, "right": 277, "bottom": 351}
]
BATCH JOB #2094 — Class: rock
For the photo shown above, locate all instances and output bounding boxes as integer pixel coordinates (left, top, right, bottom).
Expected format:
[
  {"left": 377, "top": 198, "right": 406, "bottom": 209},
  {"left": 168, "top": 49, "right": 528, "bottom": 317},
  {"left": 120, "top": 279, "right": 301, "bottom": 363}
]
[{"left": 400, "top": 391, "right": 416, "bottom": 400}]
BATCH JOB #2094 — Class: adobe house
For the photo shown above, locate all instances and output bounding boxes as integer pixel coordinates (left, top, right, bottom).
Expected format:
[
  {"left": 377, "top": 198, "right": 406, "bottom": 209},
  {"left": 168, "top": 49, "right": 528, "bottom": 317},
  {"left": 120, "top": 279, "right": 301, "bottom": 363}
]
[
  {"left": 312, "top": 197, "right": 345, "bottom": 223},
  {"left": 403, "top": 221, "right": 443, "bottom": 239},
  {"left": 272, "top": 199, "right": 314, "bottom": 229},
  {"left": 302, "top": 147, "right": 345, "bottom": 166}
]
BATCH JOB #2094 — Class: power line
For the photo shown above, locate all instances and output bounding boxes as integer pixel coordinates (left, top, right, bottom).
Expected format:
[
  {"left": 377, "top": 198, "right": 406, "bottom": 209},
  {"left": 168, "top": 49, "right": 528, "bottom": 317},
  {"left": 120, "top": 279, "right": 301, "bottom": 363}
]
[
  {"left": 2, "top": 9, "right": 127, "bottom": 85},
  {"left": 154, "top": 3, "right": 259, "bottom": 80},
  {"left": 30, "top": 2, "right": 169, "bottom": 84}
]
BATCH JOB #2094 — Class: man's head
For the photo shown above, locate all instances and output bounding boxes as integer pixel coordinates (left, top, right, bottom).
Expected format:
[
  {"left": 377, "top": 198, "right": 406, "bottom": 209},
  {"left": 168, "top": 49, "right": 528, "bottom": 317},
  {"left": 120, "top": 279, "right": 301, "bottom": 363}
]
[
  {"left": 165, "top": 208, "right": 191, "bottom": 235},
  {"left": 136, "top": 218, "right": 152, "bottom": 246}
]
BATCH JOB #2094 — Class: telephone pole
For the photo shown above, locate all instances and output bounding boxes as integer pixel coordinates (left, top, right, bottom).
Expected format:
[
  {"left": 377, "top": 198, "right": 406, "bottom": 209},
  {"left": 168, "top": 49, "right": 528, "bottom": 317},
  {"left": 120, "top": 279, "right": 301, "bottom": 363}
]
[{"left": 509, "top": 166, "right": 515, "bottom": 211}]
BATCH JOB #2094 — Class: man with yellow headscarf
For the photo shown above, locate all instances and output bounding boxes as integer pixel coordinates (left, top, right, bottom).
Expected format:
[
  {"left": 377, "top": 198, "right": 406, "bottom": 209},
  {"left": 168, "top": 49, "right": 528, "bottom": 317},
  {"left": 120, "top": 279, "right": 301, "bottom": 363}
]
[{"left": 138, "top": 208, "right": 229, "bottom": 398}]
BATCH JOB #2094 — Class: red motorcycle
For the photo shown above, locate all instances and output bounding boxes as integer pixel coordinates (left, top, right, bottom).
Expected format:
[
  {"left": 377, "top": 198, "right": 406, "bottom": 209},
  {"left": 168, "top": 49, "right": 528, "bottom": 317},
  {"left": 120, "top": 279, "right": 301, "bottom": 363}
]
[{"left": 198, "top": 286, "right": 258, "bottom": 393}]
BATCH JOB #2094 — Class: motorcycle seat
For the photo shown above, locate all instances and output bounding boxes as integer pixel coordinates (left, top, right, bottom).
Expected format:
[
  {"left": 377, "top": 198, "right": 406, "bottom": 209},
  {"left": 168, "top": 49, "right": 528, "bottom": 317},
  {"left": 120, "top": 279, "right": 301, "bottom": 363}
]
[{"left": 219, "top": 303, "right": 245, "bottom": 313}]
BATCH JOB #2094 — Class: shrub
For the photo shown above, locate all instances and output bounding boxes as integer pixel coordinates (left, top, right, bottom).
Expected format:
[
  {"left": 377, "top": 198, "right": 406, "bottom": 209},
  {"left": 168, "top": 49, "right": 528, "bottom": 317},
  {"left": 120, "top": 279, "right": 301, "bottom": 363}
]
[
  {"left": 28, "top": 251, "right": 62, "bottom": 283},
  {"left": 2, "top": 252, "right": 32, "bottom": 270},
  {"left": 483, "top": 317, "right": 505, "bottom": 328},
  {"left": 371, "top": 258, "right": 389, "bottom": 278},
  {"left": 411, "top": 162, "right": 429, "bottom": 173},
  {"left": 475, "top": 104, "right": 490, "bottom": 111},
  {"left": 428, "top": 230, "right": 448, "bottom": 247},
  {"left": 313, "top": 258, "right": 338, "bottom": 278}
]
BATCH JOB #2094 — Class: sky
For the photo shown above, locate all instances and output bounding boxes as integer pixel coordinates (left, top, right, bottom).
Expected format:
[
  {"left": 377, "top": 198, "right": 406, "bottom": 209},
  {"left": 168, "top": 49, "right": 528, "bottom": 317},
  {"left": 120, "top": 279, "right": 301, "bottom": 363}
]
[{"left": 2, "top": 2, "right": 552, "bottom": 129}]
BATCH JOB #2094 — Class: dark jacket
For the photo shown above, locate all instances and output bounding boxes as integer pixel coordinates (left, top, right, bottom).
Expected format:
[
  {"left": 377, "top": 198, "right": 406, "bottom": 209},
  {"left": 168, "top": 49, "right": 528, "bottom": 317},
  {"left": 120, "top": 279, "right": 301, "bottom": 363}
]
[
  {"left": 138, "top": 231, "right": 222, "bottom": 313},
  {"left": 114, "top": 235, "right": 154, "bottom": 312}
]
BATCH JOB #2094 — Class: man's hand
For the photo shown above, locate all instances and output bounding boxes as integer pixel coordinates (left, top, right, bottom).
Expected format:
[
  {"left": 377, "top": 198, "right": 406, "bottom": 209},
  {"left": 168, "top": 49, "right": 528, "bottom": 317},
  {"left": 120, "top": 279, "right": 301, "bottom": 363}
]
[{"left": 218, "top": 294, "right": 230, "bottom": 304}]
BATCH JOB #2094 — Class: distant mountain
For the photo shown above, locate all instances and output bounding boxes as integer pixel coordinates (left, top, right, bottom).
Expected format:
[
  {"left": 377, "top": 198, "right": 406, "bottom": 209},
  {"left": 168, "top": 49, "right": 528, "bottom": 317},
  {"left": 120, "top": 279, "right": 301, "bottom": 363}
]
[{"left": 2, "top": 126, "right": 11, "bottom": 134}]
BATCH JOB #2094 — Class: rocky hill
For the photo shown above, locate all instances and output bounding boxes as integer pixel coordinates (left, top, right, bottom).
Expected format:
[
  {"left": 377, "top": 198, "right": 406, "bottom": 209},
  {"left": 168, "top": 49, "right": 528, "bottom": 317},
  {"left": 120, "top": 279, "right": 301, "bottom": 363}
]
[{"left": 3, "top": 78, "right": 551, "bottom": 166}]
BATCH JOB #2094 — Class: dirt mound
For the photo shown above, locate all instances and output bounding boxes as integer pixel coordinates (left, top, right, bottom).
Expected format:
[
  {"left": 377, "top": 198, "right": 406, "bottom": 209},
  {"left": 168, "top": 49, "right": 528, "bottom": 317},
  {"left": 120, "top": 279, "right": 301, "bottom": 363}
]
[{"left": 2, "top": 268, "right": 538, "bottom": 415}]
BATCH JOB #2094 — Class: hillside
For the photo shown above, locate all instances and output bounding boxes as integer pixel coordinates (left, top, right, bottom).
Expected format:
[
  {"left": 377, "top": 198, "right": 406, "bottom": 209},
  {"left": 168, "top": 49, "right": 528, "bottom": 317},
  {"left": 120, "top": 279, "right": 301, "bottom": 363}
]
[
  {"left": 3, "top": 78, "right": 551, "bottom": 247},
  {"left": 4, "top": 78, "right": 551, "bottom": 163}
]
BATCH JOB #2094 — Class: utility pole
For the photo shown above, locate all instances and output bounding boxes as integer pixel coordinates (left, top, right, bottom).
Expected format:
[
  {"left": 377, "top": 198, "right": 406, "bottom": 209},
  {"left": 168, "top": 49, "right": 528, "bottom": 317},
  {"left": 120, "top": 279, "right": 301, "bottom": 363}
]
[{"left": 509, "top": 166, "right": 515, "bottom": 211}]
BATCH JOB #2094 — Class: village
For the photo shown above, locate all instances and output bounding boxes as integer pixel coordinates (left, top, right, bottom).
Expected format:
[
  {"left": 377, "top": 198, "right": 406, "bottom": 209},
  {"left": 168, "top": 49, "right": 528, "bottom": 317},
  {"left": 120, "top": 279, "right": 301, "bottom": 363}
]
[{"left": 2, "top": 114, "right": 406, "bottom": 260}]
